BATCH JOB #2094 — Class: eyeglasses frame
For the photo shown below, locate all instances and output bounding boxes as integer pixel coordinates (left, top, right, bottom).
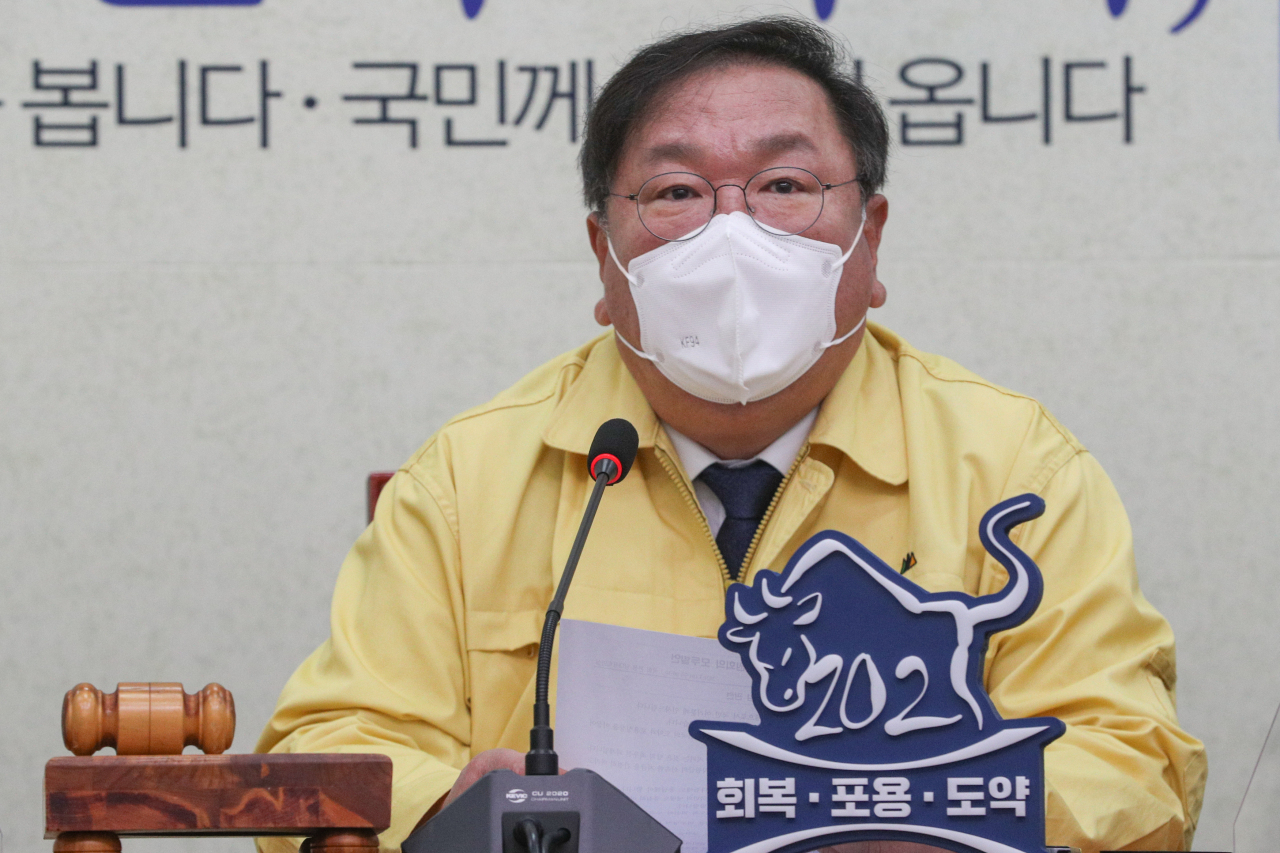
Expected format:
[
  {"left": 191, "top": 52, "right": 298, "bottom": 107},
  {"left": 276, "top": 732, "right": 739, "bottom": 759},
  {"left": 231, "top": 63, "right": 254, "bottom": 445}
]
[{"left": 609, "top": 166, "right": 861, "bottom": 243}]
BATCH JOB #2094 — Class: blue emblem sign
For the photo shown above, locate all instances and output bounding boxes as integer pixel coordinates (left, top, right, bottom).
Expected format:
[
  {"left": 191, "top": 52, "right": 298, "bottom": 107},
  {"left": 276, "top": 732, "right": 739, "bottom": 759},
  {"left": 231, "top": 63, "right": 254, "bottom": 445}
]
[{"left": 691, "top": 495, "right": 1066, "bottom": 853}]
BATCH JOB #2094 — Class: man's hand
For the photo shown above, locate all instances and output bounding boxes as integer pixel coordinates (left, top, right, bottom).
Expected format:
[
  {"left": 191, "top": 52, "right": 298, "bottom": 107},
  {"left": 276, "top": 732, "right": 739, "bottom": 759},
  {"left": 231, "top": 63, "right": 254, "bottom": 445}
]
[
  {"left": 414, "top": 747, "right": 527, "bottom": 831},
  {"left": 444, "top": 747, "right": 527, "bottom": 807}
]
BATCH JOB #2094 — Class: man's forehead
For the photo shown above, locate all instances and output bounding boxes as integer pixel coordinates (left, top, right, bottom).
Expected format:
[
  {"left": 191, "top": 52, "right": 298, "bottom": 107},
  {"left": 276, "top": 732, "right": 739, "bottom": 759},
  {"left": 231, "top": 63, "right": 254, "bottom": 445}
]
[
  {"left": 619, "top": 63, "right": 854, "bottom": 176},
  {"left": 637, "top": 133, "right": 822, "bottom": 170}
]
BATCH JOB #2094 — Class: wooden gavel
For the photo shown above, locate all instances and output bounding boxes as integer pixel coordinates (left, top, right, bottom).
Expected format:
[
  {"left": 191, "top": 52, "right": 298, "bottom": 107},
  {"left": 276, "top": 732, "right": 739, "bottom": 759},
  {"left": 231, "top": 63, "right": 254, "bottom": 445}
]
[
  {"left": 49, "top": 682, "right": 390, "bottom": 853},
  {"left": 62, "top": 682, "right": 235, "bottom": 756}
]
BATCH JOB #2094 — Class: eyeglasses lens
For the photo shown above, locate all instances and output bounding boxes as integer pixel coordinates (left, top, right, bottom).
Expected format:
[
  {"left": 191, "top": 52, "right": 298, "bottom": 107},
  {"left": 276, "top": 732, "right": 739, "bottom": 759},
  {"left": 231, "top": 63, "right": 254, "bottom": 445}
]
[
  {"left": 635, "top": 173, "right": 716, "bottom": 242},
  {"left": 745, "top": 167, "right": 825, "bottom": 236}
]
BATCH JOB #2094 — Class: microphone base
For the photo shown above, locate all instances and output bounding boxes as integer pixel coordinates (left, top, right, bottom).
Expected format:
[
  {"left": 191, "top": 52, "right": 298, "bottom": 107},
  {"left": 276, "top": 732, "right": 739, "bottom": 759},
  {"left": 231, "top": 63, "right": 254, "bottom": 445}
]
[{"left": 401, "top": 767, "right": 681, "bottom": 853}]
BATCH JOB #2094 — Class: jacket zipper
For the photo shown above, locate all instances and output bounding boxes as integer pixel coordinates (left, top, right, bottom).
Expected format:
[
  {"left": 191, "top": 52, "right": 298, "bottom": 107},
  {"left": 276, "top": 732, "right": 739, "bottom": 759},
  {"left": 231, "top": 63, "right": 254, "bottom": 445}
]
[
  {"left": 655, "top": 442, "right": 810, "bottom": 591},
  {"left": 736, "top": 443, "right": 809, "bottom": 584},
  {"left": 655, "top": 447, "right": 730, "bottom": 585}
]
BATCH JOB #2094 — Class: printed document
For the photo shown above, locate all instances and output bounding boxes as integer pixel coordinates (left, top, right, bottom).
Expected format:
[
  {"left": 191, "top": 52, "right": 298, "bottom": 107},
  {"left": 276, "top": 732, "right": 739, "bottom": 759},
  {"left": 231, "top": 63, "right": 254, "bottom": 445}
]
[{"left": 556, "top": 618, "right": 757, "bottom": 853}]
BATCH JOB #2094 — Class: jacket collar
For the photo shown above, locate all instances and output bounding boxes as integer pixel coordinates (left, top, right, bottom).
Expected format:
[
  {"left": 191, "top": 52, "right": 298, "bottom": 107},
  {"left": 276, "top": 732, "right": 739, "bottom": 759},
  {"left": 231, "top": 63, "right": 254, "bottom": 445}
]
[
  {"left": 542, "top": 332, "right": 664, "bottom": 454},
  {"left": 808, "top": 324, "right": 908, "bottom": 486},
  {"left": 542, "top": 327, "right": 907, "bottom": 487}
]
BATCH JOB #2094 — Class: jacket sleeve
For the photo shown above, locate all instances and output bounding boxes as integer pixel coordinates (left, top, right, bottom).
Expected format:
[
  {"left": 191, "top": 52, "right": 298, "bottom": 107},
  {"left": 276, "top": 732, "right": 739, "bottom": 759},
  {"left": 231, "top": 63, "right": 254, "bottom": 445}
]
[
  {"left": 984, "top": 449, "right": 1207, "bottom": 853},
  {"left": 255, "top": 460, "right": 470, "bottom": 853}
]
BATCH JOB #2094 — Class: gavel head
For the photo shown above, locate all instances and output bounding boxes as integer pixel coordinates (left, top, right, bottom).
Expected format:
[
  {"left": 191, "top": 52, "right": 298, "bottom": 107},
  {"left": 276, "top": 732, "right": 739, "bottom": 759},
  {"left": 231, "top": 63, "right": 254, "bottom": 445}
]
[{"left": 62, "top": 683, "right": 235, "bottom": 756}]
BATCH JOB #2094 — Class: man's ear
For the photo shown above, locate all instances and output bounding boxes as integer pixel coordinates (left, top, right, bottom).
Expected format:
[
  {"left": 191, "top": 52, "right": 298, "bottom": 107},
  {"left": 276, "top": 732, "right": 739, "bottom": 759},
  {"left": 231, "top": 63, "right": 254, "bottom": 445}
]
[
  {"left": 594, "top": 297, "right": 612, "bottom": 326},
  {"left": 586, "top": 212, "right": 609, "bottom": 280},
  {"left": 862, "top": 195, "right": 889, "bottom": 309},
  {"left": 586, "top": 212, "right": 613, "bottom": 326},
  {"left": 870, "top": 277, "right": 887, "bottom": 309},
  {"left": 863, "top": 194, "right": 889, "bottom": 263}
]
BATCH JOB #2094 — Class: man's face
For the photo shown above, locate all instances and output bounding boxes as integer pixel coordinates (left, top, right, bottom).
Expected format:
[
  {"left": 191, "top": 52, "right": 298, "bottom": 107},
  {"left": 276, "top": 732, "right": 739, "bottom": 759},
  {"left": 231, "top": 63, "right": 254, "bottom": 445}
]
[{"left": 586, "top": 62, "right": 889, "bottom": 454}]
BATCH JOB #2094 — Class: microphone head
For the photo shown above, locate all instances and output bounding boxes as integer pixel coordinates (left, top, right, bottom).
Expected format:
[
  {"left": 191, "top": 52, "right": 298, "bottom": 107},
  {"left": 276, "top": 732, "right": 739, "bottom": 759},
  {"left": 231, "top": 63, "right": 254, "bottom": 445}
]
[{"left": 587, "top": 418, "right": 639, "bottom": 485}]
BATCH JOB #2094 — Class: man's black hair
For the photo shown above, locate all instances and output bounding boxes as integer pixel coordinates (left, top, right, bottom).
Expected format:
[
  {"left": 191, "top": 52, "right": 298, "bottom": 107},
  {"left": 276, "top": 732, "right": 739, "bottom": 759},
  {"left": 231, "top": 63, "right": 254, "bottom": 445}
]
[{"left": 579, "top": 16, "right": 889, "bottom": 215}]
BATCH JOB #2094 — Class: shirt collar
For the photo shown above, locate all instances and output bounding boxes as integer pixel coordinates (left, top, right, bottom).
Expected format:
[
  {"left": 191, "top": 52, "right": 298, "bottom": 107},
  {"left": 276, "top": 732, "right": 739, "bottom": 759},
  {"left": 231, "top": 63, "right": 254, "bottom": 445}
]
[
  {"left": 664, "top": 408, "right": 817, "bottom": 480},
  {"left": 542, "top": 326, "right": 908, "bottom": 487}
]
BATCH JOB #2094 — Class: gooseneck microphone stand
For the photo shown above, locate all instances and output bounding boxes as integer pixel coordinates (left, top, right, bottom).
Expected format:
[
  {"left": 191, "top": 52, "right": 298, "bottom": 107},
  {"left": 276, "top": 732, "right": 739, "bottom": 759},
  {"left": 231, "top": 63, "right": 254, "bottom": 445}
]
[
  {"left": 402, "top": 419, "right": 681, "bottom": 853},
  {"left": 526, "top": 451, "right": 614, "bottom": 778}
]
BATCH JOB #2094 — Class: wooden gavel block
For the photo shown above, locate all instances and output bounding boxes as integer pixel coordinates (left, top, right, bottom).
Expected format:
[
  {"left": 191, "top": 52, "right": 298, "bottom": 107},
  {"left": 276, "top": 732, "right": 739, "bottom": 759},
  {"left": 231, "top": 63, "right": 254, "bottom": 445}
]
[
  {"left": 47, "top": 683, "right": 391, "bottom": 853},
  {"left": 63, "top": 682, "right": 235, "bottom": 756}
]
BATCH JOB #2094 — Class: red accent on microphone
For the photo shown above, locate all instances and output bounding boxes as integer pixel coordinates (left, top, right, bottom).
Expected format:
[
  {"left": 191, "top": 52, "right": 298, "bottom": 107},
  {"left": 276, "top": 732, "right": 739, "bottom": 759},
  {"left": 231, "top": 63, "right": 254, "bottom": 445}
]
[{"left": 591, "top": 453, "right": 623, "bottom": 485}]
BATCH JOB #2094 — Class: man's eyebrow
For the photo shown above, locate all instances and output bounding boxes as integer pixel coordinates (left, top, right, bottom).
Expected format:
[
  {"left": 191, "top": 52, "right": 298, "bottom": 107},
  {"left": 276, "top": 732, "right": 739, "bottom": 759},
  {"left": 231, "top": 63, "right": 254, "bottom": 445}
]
[
  {"left": 641, "top": 141, "right": 699, "bottom": 167},
  {"left": 752, "top": 132, "right": 819, "bottom": 158}
]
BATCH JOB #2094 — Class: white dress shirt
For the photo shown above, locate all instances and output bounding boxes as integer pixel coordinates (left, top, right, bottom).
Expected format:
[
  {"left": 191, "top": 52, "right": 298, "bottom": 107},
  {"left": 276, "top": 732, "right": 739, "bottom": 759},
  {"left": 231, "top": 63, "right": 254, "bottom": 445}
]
[{"left": 663, "top": 408, "right": 818, "bottom": 537}]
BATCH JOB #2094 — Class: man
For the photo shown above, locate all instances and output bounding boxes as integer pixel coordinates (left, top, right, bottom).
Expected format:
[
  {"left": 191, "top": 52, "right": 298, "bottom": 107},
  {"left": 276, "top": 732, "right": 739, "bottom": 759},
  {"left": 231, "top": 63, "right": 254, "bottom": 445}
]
[{"left": 257, "top": 17, "right": 1205, "bottom": 853}]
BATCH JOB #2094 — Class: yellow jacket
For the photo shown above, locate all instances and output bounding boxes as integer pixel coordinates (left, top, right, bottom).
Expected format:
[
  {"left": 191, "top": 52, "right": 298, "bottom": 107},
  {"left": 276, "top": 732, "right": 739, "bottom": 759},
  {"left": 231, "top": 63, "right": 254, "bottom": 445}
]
[{"left": 257, "top": 325, "right": 1205, "bottom": 853}]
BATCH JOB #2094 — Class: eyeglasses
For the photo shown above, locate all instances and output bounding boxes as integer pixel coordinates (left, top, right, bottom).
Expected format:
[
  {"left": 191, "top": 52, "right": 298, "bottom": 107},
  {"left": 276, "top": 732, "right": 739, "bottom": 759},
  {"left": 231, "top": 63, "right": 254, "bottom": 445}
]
[{"left": 610, "top": 167, "right": 859, "bottom": 242}]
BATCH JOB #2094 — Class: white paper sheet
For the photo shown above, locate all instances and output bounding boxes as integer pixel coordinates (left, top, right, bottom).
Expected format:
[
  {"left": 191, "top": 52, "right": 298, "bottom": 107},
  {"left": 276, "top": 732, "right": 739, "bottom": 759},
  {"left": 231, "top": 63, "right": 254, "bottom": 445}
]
[{"left": 556, "top": 619, "right": 758, "bottom": 853}]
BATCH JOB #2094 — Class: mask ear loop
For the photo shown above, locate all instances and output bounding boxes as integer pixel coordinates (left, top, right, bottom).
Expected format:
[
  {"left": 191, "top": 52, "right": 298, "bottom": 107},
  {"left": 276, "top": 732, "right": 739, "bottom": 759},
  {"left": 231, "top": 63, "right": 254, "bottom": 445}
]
[
  {"left": 821, "top": 206, "right": 870, "bottom": 350},
  {"left": 830, "top": 205, "right": 867, "bottom": 274},
  {"left": 605, "top": 237, "right": 658, "bottom": 362},
  {"left": 607, "top": 237, "right": 640, "bottom": 287}
]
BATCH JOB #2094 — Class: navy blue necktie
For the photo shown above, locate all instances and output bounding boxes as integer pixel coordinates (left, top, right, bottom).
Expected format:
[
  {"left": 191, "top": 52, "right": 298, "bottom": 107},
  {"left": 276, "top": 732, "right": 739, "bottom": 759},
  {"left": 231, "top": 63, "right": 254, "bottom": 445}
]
[{"left": 698, "top": 460, "right": 784, "bottom": 581}]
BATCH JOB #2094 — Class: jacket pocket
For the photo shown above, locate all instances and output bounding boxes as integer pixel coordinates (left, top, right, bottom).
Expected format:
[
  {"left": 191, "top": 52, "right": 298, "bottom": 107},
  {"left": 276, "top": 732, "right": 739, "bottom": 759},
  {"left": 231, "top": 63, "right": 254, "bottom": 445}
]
[{"left": 465, "top": 609, "right": 543, "bottom": 753}]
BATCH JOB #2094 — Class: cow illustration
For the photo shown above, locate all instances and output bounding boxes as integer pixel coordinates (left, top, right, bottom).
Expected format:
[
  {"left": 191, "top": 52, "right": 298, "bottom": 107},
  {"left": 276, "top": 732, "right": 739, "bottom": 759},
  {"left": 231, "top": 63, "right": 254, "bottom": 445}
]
[{"left": 722, "top": 495, "right": 1046, "bottom": 745}]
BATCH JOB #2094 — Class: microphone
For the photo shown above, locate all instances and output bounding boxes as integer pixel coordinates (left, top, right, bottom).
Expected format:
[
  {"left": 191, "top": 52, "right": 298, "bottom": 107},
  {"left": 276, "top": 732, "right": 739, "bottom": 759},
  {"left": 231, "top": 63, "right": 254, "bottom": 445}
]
[
  {"left": 403, "top": 418, "right": 679, "bottom": 852},
  {"left": 527, "top": 418, "right": 638, "bottom": 775},
  {"left": 587, "top": 417, "right": 639, "bottom": 485}
]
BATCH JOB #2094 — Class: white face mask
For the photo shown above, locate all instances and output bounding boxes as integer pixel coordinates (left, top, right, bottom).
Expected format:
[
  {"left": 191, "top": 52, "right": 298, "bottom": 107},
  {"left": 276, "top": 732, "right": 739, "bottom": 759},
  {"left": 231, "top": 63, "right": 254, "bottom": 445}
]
[{"left": 608, "top": 209, "right": 867, "bottom": 405}]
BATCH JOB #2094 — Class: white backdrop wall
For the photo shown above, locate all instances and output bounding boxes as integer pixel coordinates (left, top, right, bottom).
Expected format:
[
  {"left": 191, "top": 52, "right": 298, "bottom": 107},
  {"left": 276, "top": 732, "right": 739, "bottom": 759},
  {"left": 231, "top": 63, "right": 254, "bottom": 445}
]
[{"left": 1, "top": 1, "right": 1276, "bottom": 851}]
